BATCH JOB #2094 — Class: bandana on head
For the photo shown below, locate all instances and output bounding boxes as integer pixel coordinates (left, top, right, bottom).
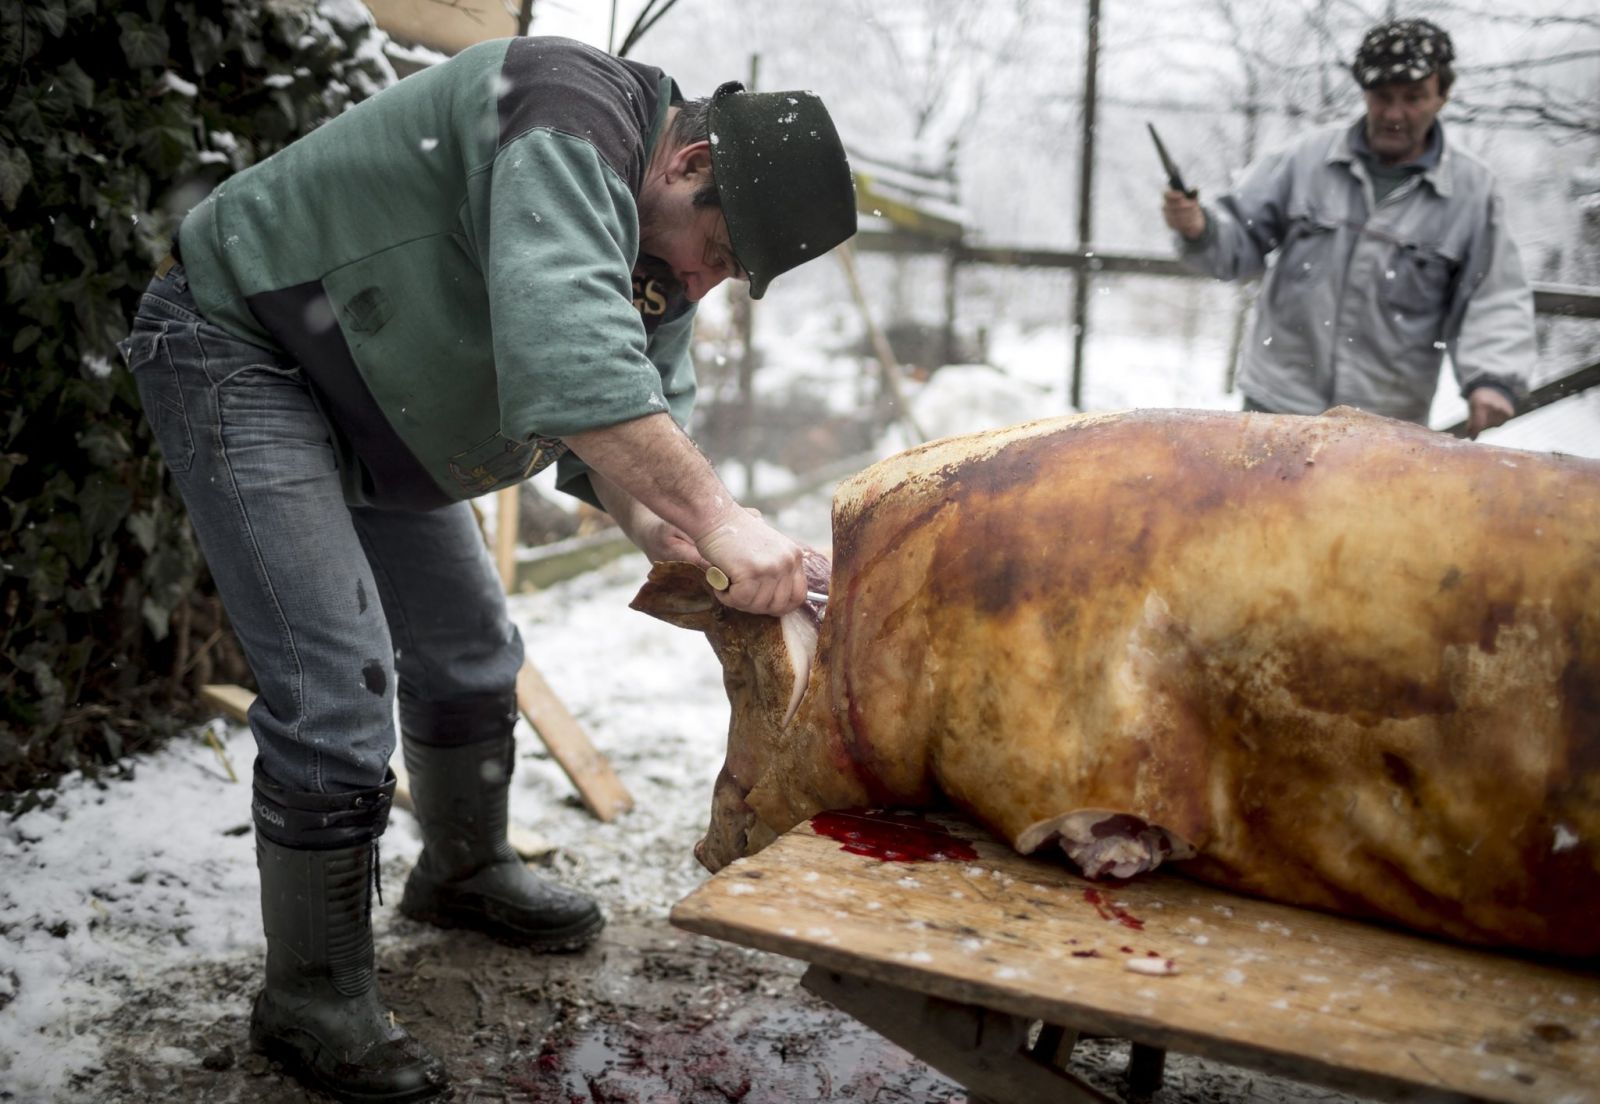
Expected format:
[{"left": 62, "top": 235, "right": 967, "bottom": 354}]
[{"left": 1352, "top": 18, "right": 1454, "bottom": 88}]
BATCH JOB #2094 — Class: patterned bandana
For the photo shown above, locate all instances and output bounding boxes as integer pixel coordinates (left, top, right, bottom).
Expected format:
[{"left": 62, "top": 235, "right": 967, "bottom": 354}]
[{"left": 1351, "top": 19, "right": 1454, "bottom": 88}]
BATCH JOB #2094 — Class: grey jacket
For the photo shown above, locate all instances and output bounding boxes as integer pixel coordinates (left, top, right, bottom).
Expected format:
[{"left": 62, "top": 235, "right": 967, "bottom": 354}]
[{"left": 1179, "top": 121, "right": 1534, "bottom": 423}]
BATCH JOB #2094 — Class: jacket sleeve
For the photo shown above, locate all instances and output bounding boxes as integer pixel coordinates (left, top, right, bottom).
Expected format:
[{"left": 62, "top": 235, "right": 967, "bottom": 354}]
[
  {"left": 1446, "top": 190, "right": 1535, "bottom": 402},
  {"left": 555, "top": 305, "right": 700, "bottom": 509},
  {"left": 1178, "top": 147, "right": 1296, "bottom": 283},
  {"left": 472, "top": 127, "right": 675, "bottom": 441}
]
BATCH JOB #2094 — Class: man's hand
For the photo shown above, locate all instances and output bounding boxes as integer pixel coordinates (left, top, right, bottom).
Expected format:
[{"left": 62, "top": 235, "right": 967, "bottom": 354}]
[
  {"left": 564, "top": 414, "right": 806, "bottom": 615},
  {"left": 1465, "top": 386, "right": 1515, "bottom": 439},
  {"left": 694, "top": 507, "right": 807, "bottom": 617},
  {"left": 1162, "top": 188, "right": 1206, "bottom": 242}
]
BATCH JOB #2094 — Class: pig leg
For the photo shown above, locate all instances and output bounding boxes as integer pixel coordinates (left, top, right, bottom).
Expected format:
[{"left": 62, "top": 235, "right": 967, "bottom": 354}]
[{"left": 1018, "top": 810, "right": 1197, "bottom": 880}]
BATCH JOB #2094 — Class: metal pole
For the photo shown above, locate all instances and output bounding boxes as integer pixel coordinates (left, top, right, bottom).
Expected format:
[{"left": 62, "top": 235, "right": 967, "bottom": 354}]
[{"left": 1070, "top": 0, "right": 1101, "bottom": 411}]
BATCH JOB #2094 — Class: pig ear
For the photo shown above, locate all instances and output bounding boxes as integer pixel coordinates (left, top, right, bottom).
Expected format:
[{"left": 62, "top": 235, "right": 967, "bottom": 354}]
[{"left": 629, "top": 561, "right": 720, "bottom": 631}]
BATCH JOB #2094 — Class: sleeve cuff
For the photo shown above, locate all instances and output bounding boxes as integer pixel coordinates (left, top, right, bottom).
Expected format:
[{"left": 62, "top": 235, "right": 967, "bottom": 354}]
[{"left": 1461, "top": 376, "right": 1520, "bottom": 408}]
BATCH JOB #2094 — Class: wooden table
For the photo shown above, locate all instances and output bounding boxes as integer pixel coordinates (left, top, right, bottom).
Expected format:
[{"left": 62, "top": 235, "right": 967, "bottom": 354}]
[{"left": 670, "top": 813, "right": 1600, "bottom": 1104}]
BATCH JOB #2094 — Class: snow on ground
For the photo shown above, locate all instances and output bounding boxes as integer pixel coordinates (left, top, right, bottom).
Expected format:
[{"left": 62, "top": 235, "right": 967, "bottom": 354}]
[{"left": 0, "top": 539, "right": 764, "bottom": 1100}]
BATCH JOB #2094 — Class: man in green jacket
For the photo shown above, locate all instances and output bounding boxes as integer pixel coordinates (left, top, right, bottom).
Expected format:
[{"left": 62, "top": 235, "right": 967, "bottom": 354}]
[{"left": 121, "top": 35, "right": 856, "bottom": 1102}]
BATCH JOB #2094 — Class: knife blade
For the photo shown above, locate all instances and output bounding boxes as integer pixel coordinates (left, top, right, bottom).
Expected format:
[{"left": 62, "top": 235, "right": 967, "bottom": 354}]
[{"left": 1147, "top": 122, "right": 1197, "bottom": 198}]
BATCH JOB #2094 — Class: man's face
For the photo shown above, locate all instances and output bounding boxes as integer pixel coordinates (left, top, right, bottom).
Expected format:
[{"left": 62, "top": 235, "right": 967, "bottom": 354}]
[
  {"left": 1362, "top": 73, "right": 1447, "bottom": 164},
  {"left": 638, "top": 141, "right": 747, "bottom": 302}
]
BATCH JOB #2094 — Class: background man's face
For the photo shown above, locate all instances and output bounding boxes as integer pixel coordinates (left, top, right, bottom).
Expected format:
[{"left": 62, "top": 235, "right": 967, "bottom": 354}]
[{"left": 1362, "top": 73, "right": 1447, "bottom": 164}]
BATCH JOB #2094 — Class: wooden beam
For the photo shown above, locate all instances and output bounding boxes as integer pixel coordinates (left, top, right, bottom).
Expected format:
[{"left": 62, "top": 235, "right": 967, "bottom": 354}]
[
  {"left": 854, "top": 172, "right": 965, "bottom": 243},
  {"left": 515, "top": 662, "right": 634, "bottom": 822},
  {"left": 857, "top": 232, "right": 1600, "bottom": 320},
  {"left": 835, "top": 241, "right": 927, "bottom": 444},
  {"left": 198, "top": 683, "right": 554, "bottom": 858},
  {"left": 1533, "top": 282, "right": 1600, "bottom": 320},
  {"left": 1442, "top": 356, "right": 1600, "bottom": 436},
  {"left": 494, "top": 485, "right": 520, "bottom": 593}
]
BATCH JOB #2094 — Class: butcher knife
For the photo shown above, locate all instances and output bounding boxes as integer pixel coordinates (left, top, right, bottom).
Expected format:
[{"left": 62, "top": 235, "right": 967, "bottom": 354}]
[
  {"left": 705, "top": 566, "right": 828, "bottom": 605},
  {"left": 1147, "top": 122, "right": 1198, "bottom": 198}
]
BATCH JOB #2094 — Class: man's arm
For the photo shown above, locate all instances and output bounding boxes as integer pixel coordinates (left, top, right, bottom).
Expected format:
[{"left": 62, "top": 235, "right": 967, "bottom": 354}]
[
  {"left": 1449, "top": 191, "right": 1535, "bottom": 439},
  {"left": 1164, "top": 145, "right": 1297, "bottom": 283},
  {"left": 564, "top": 414, "right": 806, "bottom": 616}
]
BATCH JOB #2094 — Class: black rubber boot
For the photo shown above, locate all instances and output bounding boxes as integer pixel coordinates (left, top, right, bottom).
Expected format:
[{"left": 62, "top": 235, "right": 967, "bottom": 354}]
[
  {"left": 249, "top": 766, "right": 448, "bottom": 1103},
  {"left": 398, "top": 692, "right": 605, "bottom": 951}
]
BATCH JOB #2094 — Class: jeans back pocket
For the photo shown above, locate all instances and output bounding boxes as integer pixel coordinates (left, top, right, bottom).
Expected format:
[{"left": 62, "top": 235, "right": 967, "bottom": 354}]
[{"left": 122, "top": 318, "right": 196, "bottom": 474}]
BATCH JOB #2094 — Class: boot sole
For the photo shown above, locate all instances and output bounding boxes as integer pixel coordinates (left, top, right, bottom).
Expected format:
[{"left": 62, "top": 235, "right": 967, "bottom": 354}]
[
  {"left": 250, "top": 1025, "right": 448, "bottom": 1104},
  {"left": 399, "top": 892, "right": 604, "bottom": 952}
]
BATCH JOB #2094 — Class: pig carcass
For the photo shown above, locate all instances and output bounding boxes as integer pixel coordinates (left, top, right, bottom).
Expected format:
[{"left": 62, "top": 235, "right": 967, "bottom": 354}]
[{"left": 632, "top": 408, "right": 1600, "bottom": 956}]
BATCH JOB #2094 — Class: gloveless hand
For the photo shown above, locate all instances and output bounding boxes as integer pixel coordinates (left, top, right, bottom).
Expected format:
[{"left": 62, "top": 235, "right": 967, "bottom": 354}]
[
  {"left": 1161, "top": 188, "right": 1206, "bottom": 241},
  {"left": 1465, "top": 386, "right": 1514, "bottom": 440},
  {"left": 694, "top": 508, "right": 807, "bottom": 616}
]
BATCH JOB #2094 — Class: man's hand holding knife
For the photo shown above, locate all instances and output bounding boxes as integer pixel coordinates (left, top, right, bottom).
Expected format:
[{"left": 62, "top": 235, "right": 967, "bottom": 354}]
[{"left": 1150, "top": 123, "right": 1206, "bottom": 242}]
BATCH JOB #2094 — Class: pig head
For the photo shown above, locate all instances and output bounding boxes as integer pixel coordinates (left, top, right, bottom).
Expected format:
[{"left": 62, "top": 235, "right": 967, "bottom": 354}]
[
  {"left": 630, "top": 551, "right": 874, "bottom": 870},
  {"left": 632, "top": 407, "right": 1600, "bottom": 955}
]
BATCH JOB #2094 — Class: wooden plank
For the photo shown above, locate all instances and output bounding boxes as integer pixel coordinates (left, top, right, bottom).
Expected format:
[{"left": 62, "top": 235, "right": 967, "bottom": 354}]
[
  {"left": 671, "top": 815, "right": 1600, "bottom": 1104},
  {"left": 494, "top": 485, "right": 520, "bottom": 593},
  {"left": 515, "top": 662, "right": 634, "bottom": 823},
  {"left": 854, "top": 171, "right": 965, "bottom": 243},
  {"left": 197, "top": 684, "right": 553, "bottom": 858},
  {"left": 1531, "top": 282, "right": 1600, "bottom": 320},
  {"left": 802, "top": 967, "right": 1118, "bottom": 1104},
  {"left": 199, "top": 683, "right": 254, "bottom": 725},
  {"left": 513, "top": 531, "right": 635, "bottom": 593}
]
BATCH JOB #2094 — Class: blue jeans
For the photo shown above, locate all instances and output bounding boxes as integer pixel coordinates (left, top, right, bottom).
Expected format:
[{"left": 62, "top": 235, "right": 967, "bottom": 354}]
[{"left": 120, "top": 265, "right": 524, "bottom": 795}]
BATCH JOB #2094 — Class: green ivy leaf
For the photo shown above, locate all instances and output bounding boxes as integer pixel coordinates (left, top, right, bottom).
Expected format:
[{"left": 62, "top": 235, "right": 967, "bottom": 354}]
[
  {"left": 0, "top": 145, "right": 33, "bottom": 211},
  {"left": 140, "top": 595, "right": 171, "bottom": 641},
  {"left": 126, "top": 508, "right": 160, "bottom": 554},
  {"left": 33, "top": 0, "right": 69, "bottom": 38},
  {"left": 116, "top": 13, "right": 170, "bottom": 68},
  {"left": 53, "top": 61, "right": 96, "bottom": 110},
  {"left": 0, "top": 454, "right": 26, "bottom": 495},
  {"left": 79, "top": 429, "right": 134, "bottom": 477}
]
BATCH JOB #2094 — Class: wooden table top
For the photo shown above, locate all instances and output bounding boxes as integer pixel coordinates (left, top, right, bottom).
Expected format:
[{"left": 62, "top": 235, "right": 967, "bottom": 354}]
[{"left": 671, "top": 811, "right": 1600, "bottom": 1104}]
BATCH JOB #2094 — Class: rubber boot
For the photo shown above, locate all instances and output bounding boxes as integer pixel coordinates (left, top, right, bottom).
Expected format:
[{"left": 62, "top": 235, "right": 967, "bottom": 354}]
[
  {"left": 398, "top": 691, "right": 604, "bottom": 950},
  {"left": 249, "top": 765, "right": 448, "bottom": 1103}
]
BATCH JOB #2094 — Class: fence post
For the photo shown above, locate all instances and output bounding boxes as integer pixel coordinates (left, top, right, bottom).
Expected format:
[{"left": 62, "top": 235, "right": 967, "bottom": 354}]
[{"left": 1070, "top": 0, "right": 1102, "bottom": 411}]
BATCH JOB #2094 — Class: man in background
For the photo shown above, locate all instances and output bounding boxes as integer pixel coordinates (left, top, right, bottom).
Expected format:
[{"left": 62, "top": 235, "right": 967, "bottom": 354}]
[{"left": 1162, "top": 18, "right": 1534, "bottom": 437}]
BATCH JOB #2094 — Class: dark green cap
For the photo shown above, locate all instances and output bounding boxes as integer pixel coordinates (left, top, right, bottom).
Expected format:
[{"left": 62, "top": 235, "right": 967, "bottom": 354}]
[{"left": 706, "top": 81, "right": 857, "bottom": 299}]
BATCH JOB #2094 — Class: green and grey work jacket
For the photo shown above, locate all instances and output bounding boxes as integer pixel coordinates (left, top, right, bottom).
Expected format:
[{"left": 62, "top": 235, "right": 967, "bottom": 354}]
[
  {"left": 1178, "top": 121, "right": 1533, "bottom": 423},
  {"left": 180, "top": 36, "right": 695, "bottom": 510}
]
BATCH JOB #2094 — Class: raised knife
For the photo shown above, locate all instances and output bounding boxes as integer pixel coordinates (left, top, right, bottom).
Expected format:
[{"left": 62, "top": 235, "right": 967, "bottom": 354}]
[{"left": 1147, "top": 122, "right": 1198, "bottom": 198}]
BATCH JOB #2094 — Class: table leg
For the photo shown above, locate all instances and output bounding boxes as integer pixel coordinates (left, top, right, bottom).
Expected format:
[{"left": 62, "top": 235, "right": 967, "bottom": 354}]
[{"left": 801, "top": 966, "right": 1118, "bottom": 1104}]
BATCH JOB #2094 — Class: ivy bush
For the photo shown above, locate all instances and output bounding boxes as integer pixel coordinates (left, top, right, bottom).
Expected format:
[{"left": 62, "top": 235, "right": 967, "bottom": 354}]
[{"left": 0, "top": 0, "right": 395, "bottom": 799}]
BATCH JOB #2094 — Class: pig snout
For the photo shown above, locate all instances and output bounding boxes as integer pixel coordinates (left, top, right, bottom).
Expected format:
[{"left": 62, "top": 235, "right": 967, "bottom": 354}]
[{"left": 698, "top": 765, "right": 758, "bottom": 873}]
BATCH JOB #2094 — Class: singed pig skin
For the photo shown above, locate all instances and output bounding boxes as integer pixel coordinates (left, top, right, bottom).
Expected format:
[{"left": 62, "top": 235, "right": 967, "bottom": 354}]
[{"left": 632, "top": 408, "right": 1600, "bottom": 956}]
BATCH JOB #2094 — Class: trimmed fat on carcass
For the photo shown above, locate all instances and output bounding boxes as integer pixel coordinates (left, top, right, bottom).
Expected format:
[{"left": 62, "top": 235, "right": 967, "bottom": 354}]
[{"left": 632, "top": 407, "right": 1600, "bottom": 956}]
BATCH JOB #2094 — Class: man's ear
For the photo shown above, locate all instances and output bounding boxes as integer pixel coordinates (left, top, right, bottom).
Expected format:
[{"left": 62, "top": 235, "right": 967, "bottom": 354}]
[{"left": 666, "top": 140, "right": 714, "bottom": 183}]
